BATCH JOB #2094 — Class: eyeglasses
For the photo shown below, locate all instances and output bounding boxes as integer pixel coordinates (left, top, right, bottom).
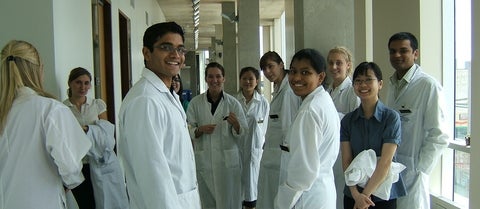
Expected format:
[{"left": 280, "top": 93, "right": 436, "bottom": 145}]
[
  {"left": 353, "top": 78, "right": 377, "bottom": 86},
  {"left": 173, "top": 78, "right": 181, "bottom": 82},
  {"left": 155, "top": 44, "right": 188, "bottom": 55}
]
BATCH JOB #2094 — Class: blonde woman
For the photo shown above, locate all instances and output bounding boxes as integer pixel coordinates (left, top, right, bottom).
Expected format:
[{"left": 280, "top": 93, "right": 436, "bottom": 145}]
[
  {"left": 327, "top": 46, "right": 361, "bottom": 209},
  {"left": 0, "top": 40, "right": 90, "bottom": 209}
]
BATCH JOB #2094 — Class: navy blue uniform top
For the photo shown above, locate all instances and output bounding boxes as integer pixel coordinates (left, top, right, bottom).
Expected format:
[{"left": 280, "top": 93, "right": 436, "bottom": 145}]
[{"left": 340, "top": 100, "right": 407, "bottom": 201}]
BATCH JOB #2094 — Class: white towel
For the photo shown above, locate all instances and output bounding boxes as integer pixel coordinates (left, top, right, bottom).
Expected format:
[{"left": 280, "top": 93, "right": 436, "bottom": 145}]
[{"left": 344, "top": 149, "right": 406, "bottom": 200}]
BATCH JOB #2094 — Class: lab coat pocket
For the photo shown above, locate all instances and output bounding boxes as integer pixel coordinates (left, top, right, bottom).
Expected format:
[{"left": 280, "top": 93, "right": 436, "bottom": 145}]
[{"left": 224, "top": 148, "right": 241, "bottom": 168}]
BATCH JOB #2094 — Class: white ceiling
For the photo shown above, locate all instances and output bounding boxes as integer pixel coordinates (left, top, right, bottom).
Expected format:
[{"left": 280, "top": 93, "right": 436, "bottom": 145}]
[{"left": 156, "top": 0, "right": 285, "bottom": 51}]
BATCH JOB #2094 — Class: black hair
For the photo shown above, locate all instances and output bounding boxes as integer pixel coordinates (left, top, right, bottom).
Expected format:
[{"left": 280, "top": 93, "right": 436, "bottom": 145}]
[
  {"left": 259, "top": 51, "right": 284, "bottom": 71},
  {"left": 352, "top": 62, "right": 383, "bottom": 81},
  {"left": 143, "top": 22, "right": 185, "bottom": 52},
  {"left": 170, "top": 74, "right": 184, "bottom": 102},
  {"left": 388, "top": 32, "right": 418, "bottom": 51},
  {"left": 239, "top": 66, "right": 261, "bottom": 92},
  {"left": 205, "top": 62, "right": 225, "bottom": 77},
  {"left": 290, "top": 48, "right": 327, "bottom": 74}
]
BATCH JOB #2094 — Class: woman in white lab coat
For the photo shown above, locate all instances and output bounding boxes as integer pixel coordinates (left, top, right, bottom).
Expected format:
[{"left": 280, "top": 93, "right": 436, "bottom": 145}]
[
  {"left": 257, "top": 51, "right": 301, "bottom": 209},
  {"left": 326, "top": 46, "right": 360, "bottom": 209},
  {"left": 187, "top": 62, "right": 248, "bottom": 209},
  {"left": 274, "top": 48, "right": 340, "bottom": 209},
  {"left": 64, "top": 67, "right": 128, "bottom": 209},
  {"left": 0, "top": 40, "right": 91, "bottom": 209},
  {"left": 236, "top": 67, "right": 269, "bottom": 209}
]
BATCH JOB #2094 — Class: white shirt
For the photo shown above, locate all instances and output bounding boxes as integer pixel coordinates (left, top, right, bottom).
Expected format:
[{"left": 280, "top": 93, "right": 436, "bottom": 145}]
[
  {"left": 63, "top": 97, "right": 107, "bottom": 126},
  {"left": 275, "top": 86, "right": 340, "bottom": 209},
  {"left": 0, "top": 87, "right": 91, "bottom": 209},
  {"left": 118, "top": 68, "right": 200, "bottom": 209},
  {"left": 236, "top": 91, "right": 270, "bottom": 201}
]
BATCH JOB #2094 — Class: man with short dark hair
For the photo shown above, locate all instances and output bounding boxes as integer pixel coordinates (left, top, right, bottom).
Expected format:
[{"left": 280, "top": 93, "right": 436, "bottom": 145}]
[
  {"left": 385, "top": 32, "right": 449, "bottom": 209},
  {"left": 118, "top": 22, "right": 201, "bottom": 209}
]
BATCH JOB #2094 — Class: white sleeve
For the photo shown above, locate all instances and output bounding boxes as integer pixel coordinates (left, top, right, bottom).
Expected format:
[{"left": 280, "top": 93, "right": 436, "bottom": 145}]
[{"left": 45, "top": 105, "right": 91, "bottom": 189}]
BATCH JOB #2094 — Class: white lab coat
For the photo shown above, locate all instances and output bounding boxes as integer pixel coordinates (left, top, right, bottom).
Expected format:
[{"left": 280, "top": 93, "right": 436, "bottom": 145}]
[
  {"left": 86, "top": 119, "right": 128, "bottom": 209},
  {"left": 326, "top": 77, "right": 360, "bottom": 119},
  {"left": 385, "top": 64, "right": 449, "bottom": 209},
  {"left": 0, "top": 87, "right": 91, "bottom": 209},
  {"left": 275, "top": 86, "right": 340, "bottom": 209},
  {"left": 257, "top": 75, "right": 301, "bottom": 209},
  {"left": 118, "top": 68, "right": 201, "bottom": 209},
  {"left": 326, "top": 77, "right": 360, "bottom": 209},
  {"left": 187, "top": 91, "right": 248, "bottom": 209},
  {"left": 236, "top": 91, "right": 270, "bottom": 202}
]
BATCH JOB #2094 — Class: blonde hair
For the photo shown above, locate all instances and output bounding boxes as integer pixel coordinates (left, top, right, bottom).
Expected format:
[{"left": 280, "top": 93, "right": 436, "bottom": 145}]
[
  {"left": 0, "top": 40, "right": 55, "bottom": 134},
  {"left": 327, "top": 46, "right": 354, "bottom": 75}
]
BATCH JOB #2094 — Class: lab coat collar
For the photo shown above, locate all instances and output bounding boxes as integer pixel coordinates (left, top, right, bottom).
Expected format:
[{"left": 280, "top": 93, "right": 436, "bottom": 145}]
[
  {"left": 237, "top": 91, "right": 262, "bottom": 103},
  {"left": 352, "top": 100, "right": 386, "bottom": 122},
  {"left": 142, "top": 68, "right": 170, "bottom": 93},
  {"left": 15, "top": 86, "right": 37, "bottom": 98},
  {"left": 390, "top": 64, "right": 419, "bottom": 85},
  {"left": 302, "top": 85, "right": 325, "bottom": 102},
  {"left": 327, "top": 77, "right": 353, "bottom": 95}
]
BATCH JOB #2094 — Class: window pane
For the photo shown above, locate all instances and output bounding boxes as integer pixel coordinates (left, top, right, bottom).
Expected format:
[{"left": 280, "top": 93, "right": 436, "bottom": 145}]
[
  {"left": 454, "top": 0, "right": 471, "bottom": 141},
  {"left": 454, "top": 150, "right": 469, "bottom": 208}
]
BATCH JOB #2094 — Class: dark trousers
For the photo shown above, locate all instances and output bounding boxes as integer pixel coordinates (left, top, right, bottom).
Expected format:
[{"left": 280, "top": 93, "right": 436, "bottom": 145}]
[
  {"left": 71, "top": 164, "right": 95, "bottom": 209},
  {"left": 344, "top": 195, "right": 396, "bottom": 209}
]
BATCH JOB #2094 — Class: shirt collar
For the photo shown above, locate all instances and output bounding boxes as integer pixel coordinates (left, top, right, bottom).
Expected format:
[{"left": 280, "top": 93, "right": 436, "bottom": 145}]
[
  {"left": 142, "top": 67, "right": 170, "bottom": 93},
  {"left": 352, "top": 100, "right": 386, "bottom": 122},
  {"left": 390, "top": 64, "right": 418, "bottom": 85}
]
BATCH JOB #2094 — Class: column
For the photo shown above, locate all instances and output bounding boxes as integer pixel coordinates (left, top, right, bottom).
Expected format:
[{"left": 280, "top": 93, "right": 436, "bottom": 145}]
[{"left": 221, "top": 1, "right": 238, "bottom": 94}]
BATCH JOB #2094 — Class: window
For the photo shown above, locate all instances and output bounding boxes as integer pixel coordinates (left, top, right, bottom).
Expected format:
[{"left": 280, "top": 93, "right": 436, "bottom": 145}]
[
  {"left": 439, "top": 0, "right": 471, "bottom": 208},
  {"left": 452, "top": 0, "right": 471, "bottom": 206}
]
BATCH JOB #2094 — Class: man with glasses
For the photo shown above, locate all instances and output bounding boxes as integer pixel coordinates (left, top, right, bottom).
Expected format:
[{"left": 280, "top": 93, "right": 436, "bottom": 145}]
[
  {"left": 385, "top": 32, "right": 449, "bottom": 209},
  {"left": 118, "top": 22, "right": 201, "bottom": 209}
]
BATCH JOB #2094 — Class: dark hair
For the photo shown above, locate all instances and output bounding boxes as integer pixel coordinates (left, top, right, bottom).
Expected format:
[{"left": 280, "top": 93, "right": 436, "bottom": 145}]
[
  {"left": 205, "top": 62, "right": 225, "bottom": 77},
  {"left": 143, "top": 22, "right": 185, "bottom": 52},
  {"left": 259, "top": 51, "right": 284, "bottom": 71},
  {"left": 290, "top": 48, "right": 327, "bottom": 74},
  {"left": 170, "top": 74, "right": 184, "bottom": 102},
  {"left": 68, "top": 67, "right": 91, "bottom": 97},
  {"left": 388, "top": 32, "right": 418, "bottom": 51},
  {"left": 352, "top": 62, "right": 383, "bottom": 81},
  {"left": 239, "top": 66, "right": 261, "bottom": 92}
]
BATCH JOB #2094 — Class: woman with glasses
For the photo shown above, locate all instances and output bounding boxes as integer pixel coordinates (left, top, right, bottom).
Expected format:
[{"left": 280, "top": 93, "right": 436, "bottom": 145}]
[
  {"left": 274, "top": 48, "right": 340, "bottom": 209},
  {"left": 170, "top": 74, "right": 189, "bottom": 112},
  {"left": 340, "top": 62, "right": 406, "bottom": 209}
]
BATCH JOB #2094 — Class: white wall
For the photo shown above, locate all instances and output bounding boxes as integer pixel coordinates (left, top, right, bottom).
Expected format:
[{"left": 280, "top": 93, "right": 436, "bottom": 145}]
[{"left": 0, "top": 0, "right": 166, "bottom": 130}]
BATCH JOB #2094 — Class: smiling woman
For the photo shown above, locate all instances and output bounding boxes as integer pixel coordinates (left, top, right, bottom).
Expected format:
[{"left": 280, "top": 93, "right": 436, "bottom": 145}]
[{"left": 274, "top": 48, "right": 340, "bottom": 209}]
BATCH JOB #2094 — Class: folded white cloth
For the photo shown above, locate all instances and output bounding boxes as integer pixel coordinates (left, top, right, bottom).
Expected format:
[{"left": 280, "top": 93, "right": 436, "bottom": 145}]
[{"left": 344, "top": 149, "right": 406, "bottom": 200}]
